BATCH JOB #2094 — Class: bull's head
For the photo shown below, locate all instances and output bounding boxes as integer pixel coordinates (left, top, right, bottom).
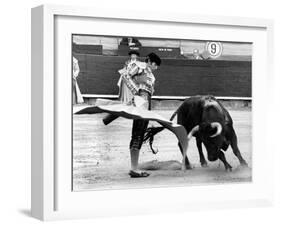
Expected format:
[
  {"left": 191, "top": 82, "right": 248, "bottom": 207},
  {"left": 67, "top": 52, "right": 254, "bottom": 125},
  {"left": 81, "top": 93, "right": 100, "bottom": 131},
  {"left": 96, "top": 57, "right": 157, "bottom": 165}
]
[{"left": 188, "top": 122, "right": 224, "bottom": 161}]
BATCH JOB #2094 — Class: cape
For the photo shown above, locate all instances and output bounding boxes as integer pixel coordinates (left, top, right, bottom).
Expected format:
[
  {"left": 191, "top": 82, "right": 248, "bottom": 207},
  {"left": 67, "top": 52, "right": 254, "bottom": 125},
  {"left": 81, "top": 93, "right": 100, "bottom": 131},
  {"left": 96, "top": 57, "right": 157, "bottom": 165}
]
[{"left": 74, "top": 99, "right": 188, "bottom": 155}]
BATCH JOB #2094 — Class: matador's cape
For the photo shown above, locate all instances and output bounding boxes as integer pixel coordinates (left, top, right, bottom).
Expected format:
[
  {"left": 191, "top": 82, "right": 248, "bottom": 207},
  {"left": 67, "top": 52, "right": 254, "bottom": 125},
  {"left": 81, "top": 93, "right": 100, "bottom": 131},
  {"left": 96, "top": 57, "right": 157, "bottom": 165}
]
[{"left": 74, "top": 99, "right": 188, "bottom": 155}]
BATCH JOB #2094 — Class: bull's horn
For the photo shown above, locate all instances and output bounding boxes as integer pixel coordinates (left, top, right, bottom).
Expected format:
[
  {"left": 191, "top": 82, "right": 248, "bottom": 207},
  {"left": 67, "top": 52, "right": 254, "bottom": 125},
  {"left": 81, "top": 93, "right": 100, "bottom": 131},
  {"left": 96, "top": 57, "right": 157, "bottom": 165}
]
[
  {"left": 210, "top": 122, "right": 222, "bottom": 138},
  {"left": 187, "top": 125, "right": 199, "bottom": 140}
]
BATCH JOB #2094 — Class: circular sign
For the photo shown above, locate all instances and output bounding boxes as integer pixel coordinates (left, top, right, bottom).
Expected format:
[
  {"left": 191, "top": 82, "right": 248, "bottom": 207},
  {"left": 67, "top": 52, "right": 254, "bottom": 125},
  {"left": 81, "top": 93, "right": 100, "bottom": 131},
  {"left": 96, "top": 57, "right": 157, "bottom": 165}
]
[{"left": 205, "top": 42, "right": 223, "bottom": 58}]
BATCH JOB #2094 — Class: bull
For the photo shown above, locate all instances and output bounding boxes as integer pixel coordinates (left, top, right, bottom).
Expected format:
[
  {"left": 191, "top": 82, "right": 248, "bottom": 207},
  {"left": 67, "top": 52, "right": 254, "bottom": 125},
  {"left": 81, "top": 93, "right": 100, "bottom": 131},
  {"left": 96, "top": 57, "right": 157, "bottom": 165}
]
[{"left": 143, "top": 95, "right": 248, "bottom": 171}]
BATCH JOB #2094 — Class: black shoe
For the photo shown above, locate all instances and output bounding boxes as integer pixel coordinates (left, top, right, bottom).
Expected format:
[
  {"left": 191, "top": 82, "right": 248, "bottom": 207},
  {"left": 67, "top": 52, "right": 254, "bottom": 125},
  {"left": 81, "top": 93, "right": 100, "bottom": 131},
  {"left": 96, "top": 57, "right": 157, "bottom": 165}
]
[{"left": 128, "top": 170, "right": 150, "bottom": 178}]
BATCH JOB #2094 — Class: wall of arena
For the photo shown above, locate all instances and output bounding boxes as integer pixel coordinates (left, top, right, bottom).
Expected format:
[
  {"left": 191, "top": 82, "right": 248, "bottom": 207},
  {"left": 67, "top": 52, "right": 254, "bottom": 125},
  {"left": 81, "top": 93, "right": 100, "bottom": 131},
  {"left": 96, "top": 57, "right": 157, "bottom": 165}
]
[{"left": 74, "top": 54, "right": 252, "bottom": 100}]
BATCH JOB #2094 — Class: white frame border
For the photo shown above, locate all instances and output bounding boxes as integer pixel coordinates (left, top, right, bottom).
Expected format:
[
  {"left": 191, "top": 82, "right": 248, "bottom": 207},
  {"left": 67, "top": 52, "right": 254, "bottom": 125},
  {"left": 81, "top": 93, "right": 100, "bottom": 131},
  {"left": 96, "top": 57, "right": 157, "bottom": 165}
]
[{"left": 31, "top": 4, "right": 274, "bottom": 221}]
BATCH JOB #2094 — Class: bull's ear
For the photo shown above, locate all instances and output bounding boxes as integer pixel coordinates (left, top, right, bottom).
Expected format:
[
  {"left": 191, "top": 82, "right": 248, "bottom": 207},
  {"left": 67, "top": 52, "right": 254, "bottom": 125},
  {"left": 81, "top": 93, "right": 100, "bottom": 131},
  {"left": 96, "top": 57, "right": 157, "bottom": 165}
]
[{"left": 199, "top": 122, "right": 215, "bottom": 136}]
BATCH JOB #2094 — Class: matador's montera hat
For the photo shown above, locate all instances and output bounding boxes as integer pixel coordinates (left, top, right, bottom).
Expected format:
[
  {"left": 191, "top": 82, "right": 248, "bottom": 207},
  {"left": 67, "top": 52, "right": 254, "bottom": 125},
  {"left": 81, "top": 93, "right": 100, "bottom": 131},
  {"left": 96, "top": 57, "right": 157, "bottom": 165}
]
[{"left": 146, "top": 52, "right": 161, "bottom": 66}]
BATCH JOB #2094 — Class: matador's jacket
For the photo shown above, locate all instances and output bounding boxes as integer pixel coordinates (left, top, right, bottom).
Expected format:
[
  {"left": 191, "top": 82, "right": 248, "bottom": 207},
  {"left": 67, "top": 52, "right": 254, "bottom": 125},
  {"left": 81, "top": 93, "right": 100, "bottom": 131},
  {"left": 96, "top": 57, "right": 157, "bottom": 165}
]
[
  {"left": 120, "top": 61, "right": 155, "bottom": 105},
  {"left": 103, "top": 61, "right": 155, "bottom": 123},
  {"left": 103, "top": 61, "right": 156, "bottom": 150},
  {"left": 121, "top": 62, "right": 156, "bottom": 150}
]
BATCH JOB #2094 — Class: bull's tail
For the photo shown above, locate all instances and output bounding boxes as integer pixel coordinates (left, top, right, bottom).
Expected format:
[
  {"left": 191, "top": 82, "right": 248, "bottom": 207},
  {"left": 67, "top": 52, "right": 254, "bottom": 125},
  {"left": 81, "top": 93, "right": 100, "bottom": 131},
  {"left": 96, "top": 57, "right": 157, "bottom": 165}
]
[
  {"left": 143, "top": 126, "right": 165, "bottom": 154},
  {"left": 143, "top": 109, "right": 178, "bottom": 154}
]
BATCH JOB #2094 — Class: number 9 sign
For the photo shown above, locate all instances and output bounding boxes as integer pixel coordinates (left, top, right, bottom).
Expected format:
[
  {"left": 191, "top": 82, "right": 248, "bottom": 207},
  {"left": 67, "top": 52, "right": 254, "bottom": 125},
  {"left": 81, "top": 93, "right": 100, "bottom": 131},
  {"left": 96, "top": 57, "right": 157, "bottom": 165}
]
[{"left": 205, "top": 41, "right": 223, "bottom": 58}]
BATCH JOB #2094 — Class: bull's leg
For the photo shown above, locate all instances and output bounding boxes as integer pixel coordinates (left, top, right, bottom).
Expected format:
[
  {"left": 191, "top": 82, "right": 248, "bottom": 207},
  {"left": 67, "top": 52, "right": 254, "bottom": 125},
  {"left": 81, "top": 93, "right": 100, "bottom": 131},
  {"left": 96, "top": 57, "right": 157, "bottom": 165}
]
[
  {"left": 229, "top": 127, "right": 248, "bottom": 166},
  {"left": 196, "top": 137, "right": 208, "bottom": 167},
  {"left": 178, "top": 142, "right": 192, "bottom": 170},
  {"left": 218, "top": 151, "right": 232, "bottom": 171}
]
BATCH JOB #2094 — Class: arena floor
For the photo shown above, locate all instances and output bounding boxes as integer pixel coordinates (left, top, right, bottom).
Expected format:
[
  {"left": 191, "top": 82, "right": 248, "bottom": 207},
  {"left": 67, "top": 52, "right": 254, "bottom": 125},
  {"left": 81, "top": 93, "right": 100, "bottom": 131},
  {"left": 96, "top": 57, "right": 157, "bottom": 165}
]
[{"left": 73, "top": 107, "right": 252, "bottom": 191}]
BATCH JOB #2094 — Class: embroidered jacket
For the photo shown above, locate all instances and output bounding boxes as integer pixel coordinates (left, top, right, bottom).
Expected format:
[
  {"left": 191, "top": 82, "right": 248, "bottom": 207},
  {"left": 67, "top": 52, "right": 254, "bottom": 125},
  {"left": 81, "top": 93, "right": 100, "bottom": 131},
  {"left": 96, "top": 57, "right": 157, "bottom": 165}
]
[{"left": 119, "top": 61, "right": 155, "bottom": 96}]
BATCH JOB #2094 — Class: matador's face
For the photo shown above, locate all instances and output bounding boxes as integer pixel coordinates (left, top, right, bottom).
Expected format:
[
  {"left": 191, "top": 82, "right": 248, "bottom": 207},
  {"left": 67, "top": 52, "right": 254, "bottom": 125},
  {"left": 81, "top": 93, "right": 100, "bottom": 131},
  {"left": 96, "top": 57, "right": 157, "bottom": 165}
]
[
  {"left": 149, "top": 62, "right": 158, "bottom": 71},
  {"left": 130, "top": 54, "right": 138, "bottom": 61}
]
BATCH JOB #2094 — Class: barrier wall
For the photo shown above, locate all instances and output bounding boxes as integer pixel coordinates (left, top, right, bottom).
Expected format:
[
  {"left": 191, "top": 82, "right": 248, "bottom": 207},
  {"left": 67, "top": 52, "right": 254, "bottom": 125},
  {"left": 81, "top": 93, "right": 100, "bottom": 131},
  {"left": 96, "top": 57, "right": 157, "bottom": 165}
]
[{"left": 74, "top": 54, "right": 251, "bottom": 98}]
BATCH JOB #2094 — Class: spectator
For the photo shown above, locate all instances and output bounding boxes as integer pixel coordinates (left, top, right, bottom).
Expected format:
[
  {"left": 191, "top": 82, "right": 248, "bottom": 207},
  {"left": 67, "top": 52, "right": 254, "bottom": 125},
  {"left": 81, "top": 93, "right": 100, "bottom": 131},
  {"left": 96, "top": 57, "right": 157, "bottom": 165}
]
[
  {"left": 118, "top": 50, "right": 141, "bottom": 103},
  {"left": 102, "top": 50, "right": 140, "bottom": 125},
  {"left": 73, "top": 56, "right": 84, "bottom": 104},
  {"left": 120, "top": 37, "right": 142, "bottom": 47},
  {"left": 193, "top": 49, "right": 202, "bottom": 60}
]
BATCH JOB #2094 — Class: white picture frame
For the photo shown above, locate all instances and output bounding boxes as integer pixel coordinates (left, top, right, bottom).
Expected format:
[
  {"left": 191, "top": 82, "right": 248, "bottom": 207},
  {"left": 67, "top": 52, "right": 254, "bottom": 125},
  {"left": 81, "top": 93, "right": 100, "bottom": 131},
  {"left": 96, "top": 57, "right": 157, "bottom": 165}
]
[{"left": 31, "top": 4, "right": 274, "bottom": 221}]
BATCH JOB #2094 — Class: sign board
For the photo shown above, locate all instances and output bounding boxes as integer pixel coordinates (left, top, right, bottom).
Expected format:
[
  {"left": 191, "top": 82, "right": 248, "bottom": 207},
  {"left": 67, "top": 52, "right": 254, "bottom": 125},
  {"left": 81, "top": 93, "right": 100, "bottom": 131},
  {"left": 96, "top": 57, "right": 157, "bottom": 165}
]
[
  {"left": 118, "top": 45, "right": 181, "bottom": 58},
  {"left": 205, "top": 41, "right": 223, "bottom": 58}
]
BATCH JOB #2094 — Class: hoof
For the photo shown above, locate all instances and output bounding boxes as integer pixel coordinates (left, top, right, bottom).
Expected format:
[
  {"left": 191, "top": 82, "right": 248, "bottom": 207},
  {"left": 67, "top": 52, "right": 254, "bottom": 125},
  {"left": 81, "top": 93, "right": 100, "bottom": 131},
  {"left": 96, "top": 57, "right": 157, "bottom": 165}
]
[
  {"left": 129, "top": 170, "right": 150, "bottom": 178},
  {"left": 225, "top": 167, "right": 232, "bottom": 172},
  {"left": 201, "top": 162, "right": 208, "bottom": 168},
  {"left": 240, "top": 162, "right": 248, "bottom": 168},
  {"left": 237, "top": 164, "right": 250, "bottom": 170},
  {"left": 182, "top": 164, "right": 193, "bottom": 171}
]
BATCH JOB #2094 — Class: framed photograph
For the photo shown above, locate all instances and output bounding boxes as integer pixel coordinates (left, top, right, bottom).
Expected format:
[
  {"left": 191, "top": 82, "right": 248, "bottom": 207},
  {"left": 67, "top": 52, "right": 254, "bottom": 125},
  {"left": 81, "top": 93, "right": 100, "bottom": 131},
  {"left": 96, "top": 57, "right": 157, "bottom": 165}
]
[{"left": 31, "top": 4, "right": 274, "bottom": 221}]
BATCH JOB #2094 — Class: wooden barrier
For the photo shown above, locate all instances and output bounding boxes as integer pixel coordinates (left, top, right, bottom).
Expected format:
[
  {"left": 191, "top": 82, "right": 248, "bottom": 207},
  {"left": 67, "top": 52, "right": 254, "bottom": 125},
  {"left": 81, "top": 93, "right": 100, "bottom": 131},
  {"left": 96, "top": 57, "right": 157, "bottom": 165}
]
[
  {"left": 74, "top": 54, "right": 251, "bottom": 98},
  {"left": 73, "top": 44, "right": 103, "bottom": 55}
]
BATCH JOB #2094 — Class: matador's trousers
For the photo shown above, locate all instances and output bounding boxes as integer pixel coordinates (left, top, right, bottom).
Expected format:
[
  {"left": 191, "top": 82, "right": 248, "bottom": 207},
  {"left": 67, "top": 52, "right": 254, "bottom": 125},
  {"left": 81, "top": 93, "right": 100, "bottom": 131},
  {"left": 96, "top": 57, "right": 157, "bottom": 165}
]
[{"left": 129, "top": 90, "right": 151, "bottom": 150}]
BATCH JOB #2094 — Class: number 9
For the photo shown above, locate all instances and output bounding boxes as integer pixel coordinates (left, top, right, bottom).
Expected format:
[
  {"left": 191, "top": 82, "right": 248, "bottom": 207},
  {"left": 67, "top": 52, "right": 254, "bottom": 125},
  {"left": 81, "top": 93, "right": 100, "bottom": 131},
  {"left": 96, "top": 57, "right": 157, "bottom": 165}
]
[
  {"left": 205, "top": 42, "right": 223, "bottom": 58},
  {"left": 211, "top": 43, "right": 217, "bottom": 54}
]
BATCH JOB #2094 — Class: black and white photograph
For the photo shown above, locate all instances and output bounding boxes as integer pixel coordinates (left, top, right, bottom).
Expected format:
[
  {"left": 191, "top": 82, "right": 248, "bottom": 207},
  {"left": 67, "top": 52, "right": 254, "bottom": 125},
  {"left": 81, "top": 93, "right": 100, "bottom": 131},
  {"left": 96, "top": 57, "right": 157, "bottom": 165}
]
[
  {"left": 1, "top": 0, "right": 279, "bottom": 223},
  {"left": 72, "top": 35, "right": 252, "bottom": 191}
]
